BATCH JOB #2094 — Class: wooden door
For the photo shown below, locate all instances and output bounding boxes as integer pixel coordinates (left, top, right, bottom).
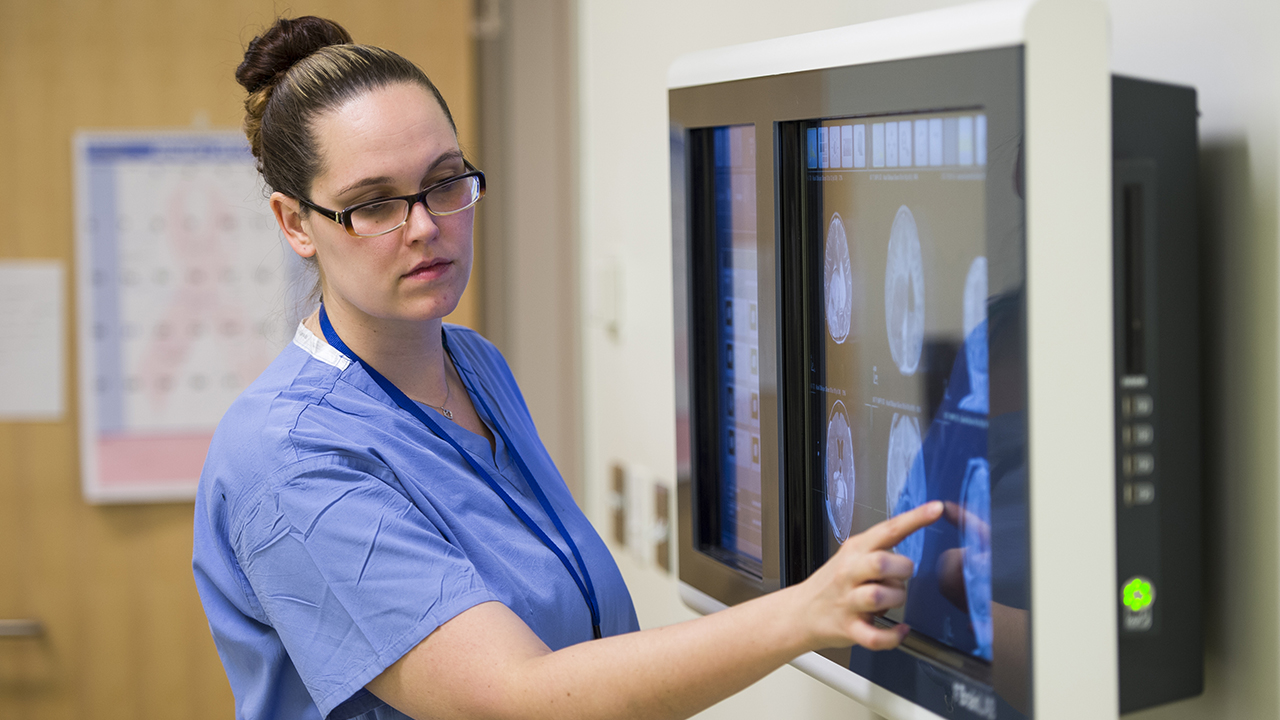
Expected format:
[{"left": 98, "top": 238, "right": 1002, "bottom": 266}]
[{"left": 0, "top": 2, "right": 477, "bottom": 717}]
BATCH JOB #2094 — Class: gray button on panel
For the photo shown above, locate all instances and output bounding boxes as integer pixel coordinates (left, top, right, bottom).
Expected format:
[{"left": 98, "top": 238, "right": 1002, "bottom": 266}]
[
  {"left": 1123, "top": 481, "right": 1157, "bottom": 507},
  {"left": 1133, "top": 453, "right": 1155, "bottom": 475},
  {"left": 1132, "top": 481, "right": 1156, "bottom": 505},
  {"left": 1122, "top": 453, "right": 1157, "bottom": 477},
  {"left": 1132, "top": 423, "right": 1154, "bottom": 446},
  {"left": 1132, "top": 394, "right": 1154, "bottom": 417}
]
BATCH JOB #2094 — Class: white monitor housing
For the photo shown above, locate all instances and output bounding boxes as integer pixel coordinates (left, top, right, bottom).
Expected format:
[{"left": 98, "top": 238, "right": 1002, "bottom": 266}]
[{"left": 670, "top": 1, "right": 1202, "bottom": 718}]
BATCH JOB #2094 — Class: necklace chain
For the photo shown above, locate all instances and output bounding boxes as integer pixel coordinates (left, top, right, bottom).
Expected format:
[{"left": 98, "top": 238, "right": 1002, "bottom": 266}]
[{"left": 422, "top": 370, "right": 453, "bottom": 420}]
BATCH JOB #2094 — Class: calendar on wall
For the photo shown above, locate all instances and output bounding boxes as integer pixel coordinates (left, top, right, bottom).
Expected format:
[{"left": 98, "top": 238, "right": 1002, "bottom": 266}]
[{"left": 74, "top": 131, "right": 306, "bottom": 503}]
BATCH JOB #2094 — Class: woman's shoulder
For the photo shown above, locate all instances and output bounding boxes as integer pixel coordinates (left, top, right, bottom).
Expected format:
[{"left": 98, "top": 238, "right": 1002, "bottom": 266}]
[
  {"left": 201, "top": 325, "right": 389, "bottom": 501},
  {"left": 215, "top": 330, "right": 338, "bottom": 434}
]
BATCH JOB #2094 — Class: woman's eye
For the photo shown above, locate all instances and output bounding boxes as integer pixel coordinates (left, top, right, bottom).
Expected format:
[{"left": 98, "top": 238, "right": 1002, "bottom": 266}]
[{"left": 354, "top": 200, "right": 402, "bottom": 219}]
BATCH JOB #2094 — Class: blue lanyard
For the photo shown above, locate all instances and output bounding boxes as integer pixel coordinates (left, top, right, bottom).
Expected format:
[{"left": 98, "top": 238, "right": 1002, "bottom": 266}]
[{"left": 318, "top": 306, "right": 602, "bottom": 639}]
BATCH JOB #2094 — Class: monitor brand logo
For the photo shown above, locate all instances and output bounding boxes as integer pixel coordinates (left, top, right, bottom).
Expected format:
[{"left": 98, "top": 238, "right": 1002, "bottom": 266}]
[{"left": 952, "top": 681, "right": 996, "bottom": 720}]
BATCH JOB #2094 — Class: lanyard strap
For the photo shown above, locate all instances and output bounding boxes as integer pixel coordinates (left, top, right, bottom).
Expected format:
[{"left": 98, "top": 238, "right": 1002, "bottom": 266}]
[{"left": 318, "top": 306, "right": 602, "bottom": 639}]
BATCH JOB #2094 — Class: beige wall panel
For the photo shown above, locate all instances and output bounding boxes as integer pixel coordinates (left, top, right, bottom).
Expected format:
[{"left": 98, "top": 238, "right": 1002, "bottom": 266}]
[{"left": 0, "top": 2, "right": 476, "bottom": 718}]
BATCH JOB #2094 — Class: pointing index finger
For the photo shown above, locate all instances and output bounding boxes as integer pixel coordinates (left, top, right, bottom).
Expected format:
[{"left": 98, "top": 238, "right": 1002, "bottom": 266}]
[{"left": 851, "top": 500, "right": 943, "bottom": 552}]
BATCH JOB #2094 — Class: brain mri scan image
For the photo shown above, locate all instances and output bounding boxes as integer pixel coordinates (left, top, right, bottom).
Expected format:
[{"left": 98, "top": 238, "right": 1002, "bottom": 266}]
[
  {"left": 884, "top": 205, "right": 926, "bottom": 375},
  {"left": 825, "top": 400, "right": 856, "bottom": 542},
  {"left": 824, "top": 213, "right": 854, "bottom": 344},
  {"left": 886, "top": 413, "right": 926, "bottom": 572},
  {"left": 960, "top": 457, "right": 993, "bottom": 660},
  {"left": 959, "top": 256, "right": 989, "bottom": 414}
]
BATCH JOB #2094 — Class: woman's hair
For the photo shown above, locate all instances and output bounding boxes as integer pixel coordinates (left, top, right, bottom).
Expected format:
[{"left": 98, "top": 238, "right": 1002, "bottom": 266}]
[{"left": 236, "top": 15, "right": 457, "bottom": 201}]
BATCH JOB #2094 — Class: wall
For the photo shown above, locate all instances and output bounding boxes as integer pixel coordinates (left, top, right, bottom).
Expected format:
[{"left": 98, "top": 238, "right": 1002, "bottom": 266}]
[
  {"left": 1109, "top": 3, "right": 1280, "bottom": 718},
  {"left": 574, "top": 0, "right": 1279, "bottom": 718},
  {"left": 477, "top": 0, "right": 584, "bottom": 499}
]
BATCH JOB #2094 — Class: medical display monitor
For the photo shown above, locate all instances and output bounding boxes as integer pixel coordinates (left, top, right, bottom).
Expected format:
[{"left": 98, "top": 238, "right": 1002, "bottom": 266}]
[{"left": 672, "top": 46, "right": 1030, "bottom": 718}]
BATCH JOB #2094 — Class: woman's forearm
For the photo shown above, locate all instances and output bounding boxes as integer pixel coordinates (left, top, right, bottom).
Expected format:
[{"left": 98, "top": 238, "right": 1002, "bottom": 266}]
[
  {"left": 370, "top": 592, "right": 810, "bottom": 720},
  {"left": 369, "top": 502, "right": 941, "bottom": 720},
  {"left": 505, "top": 586, "right": 811, "bottom": 720}
]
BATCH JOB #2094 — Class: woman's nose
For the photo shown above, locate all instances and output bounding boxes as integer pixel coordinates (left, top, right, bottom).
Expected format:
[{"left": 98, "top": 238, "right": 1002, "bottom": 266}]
[{"left": 403, "top": 197, "right": 440, "bottom": 241}]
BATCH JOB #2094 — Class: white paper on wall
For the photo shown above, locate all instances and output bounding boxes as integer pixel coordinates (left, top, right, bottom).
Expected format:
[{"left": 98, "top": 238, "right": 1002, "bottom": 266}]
[{"left": 0, "top": 260, "right": 65, "bottom": 420}]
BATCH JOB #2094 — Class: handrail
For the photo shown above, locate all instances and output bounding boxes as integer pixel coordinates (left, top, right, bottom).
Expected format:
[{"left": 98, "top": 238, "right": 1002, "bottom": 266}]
[{"left": 0, "top": 619, "right": 43, "bottom": 637}]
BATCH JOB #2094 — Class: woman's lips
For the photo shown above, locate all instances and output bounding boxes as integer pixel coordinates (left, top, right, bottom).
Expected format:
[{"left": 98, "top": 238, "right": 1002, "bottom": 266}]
[{"left": 403, "top": 259, "right": 450, "bottom": 281}]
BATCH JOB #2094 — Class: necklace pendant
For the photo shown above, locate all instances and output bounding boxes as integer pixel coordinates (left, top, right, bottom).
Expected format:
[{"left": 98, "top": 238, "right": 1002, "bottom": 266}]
[{"left": 441, "top": 408, "right": 454, "bottom": 420}]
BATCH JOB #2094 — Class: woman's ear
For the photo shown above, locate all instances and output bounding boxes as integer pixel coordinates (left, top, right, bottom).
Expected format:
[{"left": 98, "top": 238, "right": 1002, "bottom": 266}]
[{"left": 271, "top": 191, "right": 317, "bottom": 259}]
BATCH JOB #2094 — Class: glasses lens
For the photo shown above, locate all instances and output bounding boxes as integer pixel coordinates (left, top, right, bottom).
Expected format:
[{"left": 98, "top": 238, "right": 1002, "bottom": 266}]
[
  {"left": 426, "top": 176, "right": 481, "bottom": 215},
  {"left": 349, "top": 199, "right": 411, "bottom": 236}
]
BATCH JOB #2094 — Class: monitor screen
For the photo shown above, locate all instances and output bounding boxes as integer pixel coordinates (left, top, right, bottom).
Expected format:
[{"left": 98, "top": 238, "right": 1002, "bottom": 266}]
[
  {"left": 687, "top": 123, "right": 764, "bottom": 572},
  {"left": 795, "top": 110, "right": 994, "bottom": 662}
]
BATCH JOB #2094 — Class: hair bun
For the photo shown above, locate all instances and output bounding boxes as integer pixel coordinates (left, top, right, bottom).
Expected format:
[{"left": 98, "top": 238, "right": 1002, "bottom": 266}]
[{"left": 236, "top": 16, "right": 353, "bottom": 94}]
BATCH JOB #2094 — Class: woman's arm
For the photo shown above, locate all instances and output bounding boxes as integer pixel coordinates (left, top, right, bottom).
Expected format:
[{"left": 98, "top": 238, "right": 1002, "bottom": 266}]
[{"left": 367, "top": 501, "right": 943, "bottom": 720}]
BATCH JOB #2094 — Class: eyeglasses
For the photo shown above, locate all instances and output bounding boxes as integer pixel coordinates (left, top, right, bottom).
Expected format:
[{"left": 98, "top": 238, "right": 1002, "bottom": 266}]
[{"left": 296, "top": 160, "right": 486, "bottom": 238}]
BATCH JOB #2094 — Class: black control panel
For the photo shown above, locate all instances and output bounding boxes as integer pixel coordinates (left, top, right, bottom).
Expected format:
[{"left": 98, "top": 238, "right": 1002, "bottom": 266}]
[{"left": 1112, "top": 75, "right": 1202, "bottom": 713}]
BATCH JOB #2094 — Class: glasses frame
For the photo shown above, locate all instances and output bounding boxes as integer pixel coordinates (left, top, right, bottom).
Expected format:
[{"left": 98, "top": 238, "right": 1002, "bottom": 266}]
[{"left": 296, "top": 160, "right": 486, "bottom": 238}]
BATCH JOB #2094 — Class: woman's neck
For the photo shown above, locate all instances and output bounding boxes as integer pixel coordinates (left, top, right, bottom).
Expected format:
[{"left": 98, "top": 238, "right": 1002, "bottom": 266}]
[{"left": 306, "top": 301, "right": 450, "bottom": 406}]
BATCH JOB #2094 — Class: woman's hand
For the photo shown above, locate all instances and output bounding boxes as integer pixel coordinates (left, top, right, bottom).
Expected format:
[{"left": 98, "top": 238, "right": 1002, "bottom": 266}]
[{"left": 790, "top": 500, "right": 943, "bottom": 652}]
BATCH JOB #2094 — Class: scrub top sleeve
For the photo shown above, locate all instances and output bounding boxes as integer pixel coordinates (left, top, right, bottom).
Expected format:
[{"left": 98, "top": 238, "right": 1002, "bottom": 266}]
[{"left": 235, "top": 453, "right": 498, "bottom": 718}]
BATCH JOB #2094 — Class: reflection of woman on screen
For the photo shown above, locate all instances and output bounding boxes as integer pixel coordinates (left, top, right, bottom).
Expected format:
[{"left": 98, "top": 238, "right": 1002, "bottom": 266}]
[
  {"left": 932, "top": 294, "right": 1030, "bottom": 714},
  {"left": 959, "top": 457, "right": 992, "bottom": 658},
  {"left": 897, "top": 337, "right": 989, "bottom": 658}
]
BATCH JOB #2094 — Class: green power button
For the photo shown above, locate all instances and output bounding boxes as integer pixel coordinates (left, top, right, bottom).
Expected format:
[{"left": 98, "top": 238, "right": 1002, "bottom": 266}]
[{"left": 1123, "top": 577, "right": 1155, "bottom": 612}]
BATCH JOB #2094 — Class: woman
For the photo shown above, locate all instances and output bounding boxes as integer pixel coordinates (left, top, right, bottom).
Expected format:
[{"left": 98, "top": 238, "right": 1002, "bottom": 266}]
[{"left": 193, "top": 16, "right": 942, "bottom": 720}]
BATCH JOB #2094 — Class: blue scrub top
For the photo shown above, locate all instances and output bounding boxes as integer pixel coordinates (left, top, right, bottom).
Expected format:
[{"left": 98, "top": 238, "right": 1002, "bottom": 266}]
[{"left": 193, "top": 323, "right": 639, "bottom": 720}]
